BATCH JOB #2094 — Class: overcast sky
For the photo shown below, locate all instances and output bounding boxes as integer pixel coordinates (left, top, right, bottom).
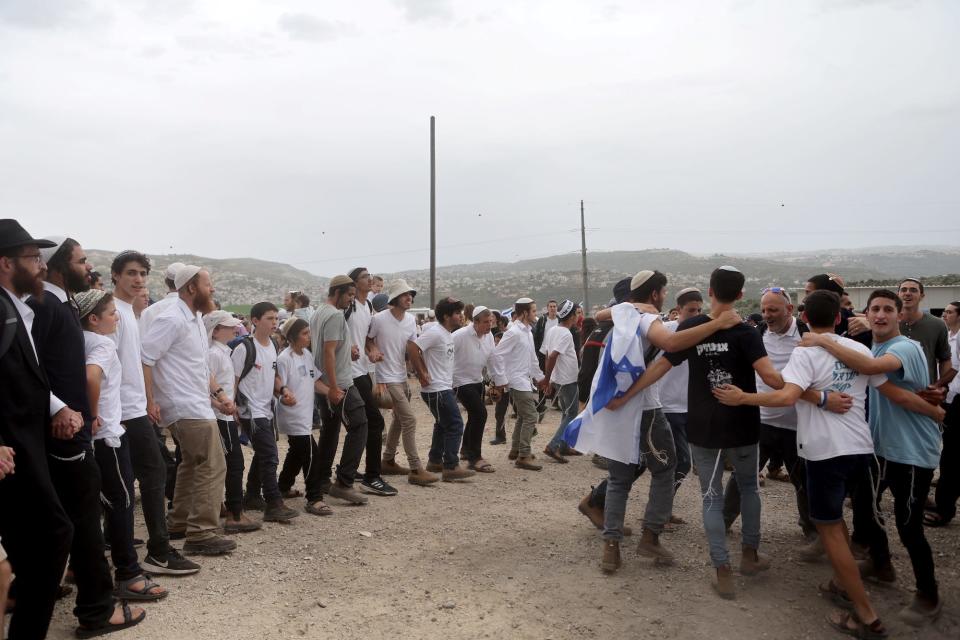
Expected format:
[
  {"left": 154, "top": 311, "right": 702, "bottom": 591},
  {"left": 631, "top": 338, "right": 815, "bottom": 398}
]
[{"left": 2, "top": 0, "right": 957, "bottom": 275}]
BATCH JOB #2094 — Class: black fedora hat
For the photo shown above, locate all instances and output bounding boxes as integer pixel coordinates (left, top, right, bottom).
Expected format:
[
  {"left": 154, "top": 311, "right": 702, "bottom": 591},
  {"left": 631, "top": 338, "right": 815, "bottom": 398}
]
[{"left": 0, "top": 219, "right": 56, "bottom": 252}]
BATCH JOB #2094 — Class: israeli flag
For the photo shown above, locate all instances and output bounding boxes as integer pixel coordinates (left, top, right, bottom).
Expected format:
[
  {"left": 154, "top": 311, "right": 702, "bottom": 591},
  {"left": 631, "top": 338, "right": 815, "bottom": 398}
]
[{"left": 563, "top": 302, "right": 648, "bottom": 465}]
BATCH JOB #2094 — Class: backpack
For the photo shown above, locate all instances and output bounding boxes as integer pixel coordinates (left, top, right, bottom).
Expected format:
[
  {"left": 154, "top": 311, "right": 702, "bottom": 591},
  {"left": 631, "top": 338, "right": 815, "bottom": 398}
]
[
  {"left": 231, "top": 334, "right": 279, "bottom": 407},
  {"left": 344, "top": 298, "right": 373, "bottom": 323},
  {"left": 758, "top": 318, "right": 809, "bottom": 337}
]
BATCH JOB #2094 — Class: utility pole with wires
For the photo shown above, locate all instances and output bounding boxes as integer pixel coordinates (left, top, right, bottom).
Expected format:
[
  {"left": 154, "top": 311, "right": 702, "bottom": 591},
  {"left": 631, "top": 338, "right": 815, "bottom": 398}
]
[
  {"left": 580, "top": 199, "right": 589, "bottom": 315},
  {"left": 429, "top": 116, "right": 436, "bottom": 307}
]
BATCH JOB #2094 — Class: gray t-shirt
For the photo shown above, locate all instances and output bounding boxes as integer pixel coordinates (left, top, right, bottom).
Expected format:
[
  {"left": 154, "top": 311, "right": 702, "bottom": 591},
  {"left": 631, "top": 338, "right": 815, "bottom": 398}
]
[
  {"left": 899, "top": 312, "right": 950, "bottom": 385},
  {"left": 310, "top": 303, "right": 354, "bottom": 390}
]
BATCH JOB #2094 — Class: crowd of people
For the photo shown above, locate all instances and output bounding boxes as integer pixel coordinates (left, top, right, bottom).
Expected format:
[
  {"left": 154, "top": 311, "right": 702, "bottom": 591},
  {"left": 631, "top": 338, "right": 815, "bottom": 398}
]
[{"left": 0, "top": 217, "right": 957, "bottom": 639}]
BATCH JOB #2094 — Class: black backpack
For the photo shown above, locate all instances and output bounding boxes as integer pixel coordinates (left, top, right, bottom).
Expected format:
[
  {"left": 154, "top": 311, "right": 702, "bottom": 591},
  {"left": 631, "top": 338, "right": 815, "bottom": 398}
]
[
  {"left": 758, "top": 318, "right": 809, "bottom": 337},
  {"left": 230, "top": 335, "right": 279, "bottom": 407}
]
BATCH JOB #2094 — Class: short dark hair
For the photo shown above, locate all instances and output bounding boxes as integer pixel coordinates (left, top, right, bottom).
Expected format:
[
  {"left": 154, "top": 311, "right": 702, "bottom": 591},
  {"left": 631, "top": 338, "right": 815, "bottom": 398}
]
[
  {"left": 435, "top": 297, "right": 465, "bottom": 324},
  {"left": 628, "top": 271, "right": 668, "bottom": 303},
  {"left": 676, "top": 290, "right": 703, "bottom": 307},
  {"left": 710, "top": 267, "right": 745, "bottom": 304},
  {"left": 807, "top": 274, "right": 845, "bottom": 296},
  {"left": 899, "top": 278, "right": 924, "bottom": 295},
  {"left": 295, "top": 293, "right": 310, "bottom": 308},
  {"left": 250, "top": 301, "right": 279, "bottom": 319},
  {"left": 348, "top": 267, "right": 368, "bottom": 282},
  {"left": 45, "top": 238, "right": 80, "bottom": 276},
  {"left": 948, "top": 301, "right": 960, "bottom": 311},
  {"left": 803, "top": 290, "right": 840, "bottom": 329},
  {"left": 548, "top": 299, "right": 557, "bottom": 305},
  {"left": 80, "top": 292, "right": 114, "bottom": 328},
  {"left": 867, "top": 289, "right": 903, "bottom": 312},
  {"left": 515, "top": 301, "right": 534, "bottom": 317},
  {"left": 110, "top": 251, "right": 151, "bottom": 281},
  {"left": 284, "top": 318, "right": 309, "bottom": 341}
]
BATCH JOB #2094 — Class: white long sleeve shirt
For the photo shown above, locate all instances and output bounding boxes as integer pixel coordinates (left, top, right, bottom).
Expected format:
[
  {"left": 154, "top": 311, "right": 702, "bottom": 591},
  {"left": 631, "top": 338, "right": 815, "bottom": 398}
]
[
  {"left": 141, "top": 299, "right": 215, "bottom": 426},
  {"left": 492, "top": 320, "right": 543, "bottom": 392},
  {"left": 452, "top": 325, "right": 498, "bottom": 388}
]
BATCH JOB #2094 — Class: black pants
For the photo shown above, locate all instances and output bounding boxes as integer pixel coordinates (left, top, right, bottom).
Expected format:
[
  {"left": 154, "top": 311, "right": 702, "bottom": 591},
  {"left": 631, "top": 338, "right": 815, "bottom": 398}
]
[
  {"left": 217, "top": 419, "right": 245, "bottom": 516},
  {"left": 854, "top": 457, "right": 938, "bottom": 600},
  {"left": 279, "top": 434, "right": 324, "bottom": 502},
  {"left": 933, "top": 396, "right": 960, "bottom": 521},
  {"left": 455, "top": 383, "right": 487, "bottom": 462},
  {"left": 163, "top": 429, "right": 180, "bottom": 504},
  {"left": 353, "top": 374, "right": 385, "bottom": 480},
  {"left": 494, "top": 392, "right": 510, "bottom": 433},
  {"left": 93, "top": 437, "right": 140, "bottom": 581},
  {"left": 313, "top": 386, "right": 368, "bottom": 488},
  {"left": 48, "top": 450, "right": 115, "bottom": 626},
  {"left": 121, "top": 415, "right": 170, "bottom": 558},
  {"left": 0, "top": 439, "right": 73, "bottom": 640},
  {"left": 723, "top": 425, "right": 814, "bottom": 537},
  {"left": 242, "top": 417, "right": 281, "bottom": 503}
]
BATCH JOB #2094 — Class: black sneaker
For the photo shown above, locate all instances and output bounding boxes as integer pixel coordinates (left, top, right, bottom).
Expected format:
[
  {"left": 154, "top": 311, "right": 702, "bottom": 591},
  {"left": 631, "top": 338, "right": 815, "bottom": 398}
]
[
  {"left": 168, "top": 530, "right": 186, "bottom": 541},
  {"left": 263, "top": 502, "right": 300, "bottom": 523},
  {"left": 142, "top": 548, "right": 201, "bottom": 575},
  {"left": 183, "top": 535, "right": 237, "bottom": 556},
  {"left": 360, "top": 477, "right": 398, "bottom": 496},
  {"left": 243, "top": 493, "right": 266, "bottom": 512}
]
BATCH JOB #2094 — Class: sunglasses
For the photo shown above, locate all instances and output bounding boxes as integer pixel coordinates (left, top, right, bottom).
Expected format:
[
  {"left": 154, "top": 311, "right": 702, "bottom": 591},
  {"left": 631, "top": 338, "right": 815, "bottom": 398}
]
[{"left": 762, "top": 287, "right": 791, "bottom": 301}]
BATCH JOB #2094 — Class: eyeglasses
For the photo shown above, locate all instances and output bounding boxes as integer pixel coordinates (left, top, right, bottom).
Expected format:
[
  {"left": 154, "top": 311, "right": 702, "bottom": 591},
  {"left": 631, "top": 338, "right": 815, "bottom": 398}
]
[{"left": 17, "top": 253, "right": 43, "bottom": 264}]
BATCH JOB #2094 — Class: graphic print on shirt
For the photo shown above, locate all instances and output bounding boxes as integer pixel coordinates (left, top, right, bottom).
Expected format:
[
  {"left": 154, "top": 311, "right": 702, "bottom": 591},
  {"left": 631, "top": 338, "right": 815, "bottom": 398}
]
[{"left": 830, "top": 361, "right": 858, "bottom": 393}]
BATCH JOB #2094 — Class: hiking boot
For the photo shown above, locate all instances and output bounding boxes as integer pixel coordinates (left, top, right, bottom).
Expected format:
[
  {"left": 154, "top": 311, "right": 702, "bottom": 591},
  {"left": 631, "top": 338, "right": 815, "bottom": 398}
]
[
  {"left": 515, "top": 456, "right": 542, "bottom": 471},
  {"left": 636, "top": 528, "right": 674, "bottom": 566},
  {"left": 425, "top": 461, "right": 444, "bottom": 473},
  {"left": 183, "top": 535, "right": 237, "bottom": 556},
  {"left": 797, "top": 536, "right": 825, "bottom": 563},
  {"left": 600, "top": 540, "right": 621, "bottom": 574},
  {"left": 858, "top": 558, "right": 897, "bottom": 584},
  {"left": 713, "top": 565, "right": 736, "bottom": 599},
  {"left": 223, "top": 513, "right": 262, "bottom": 533},
  {"left": 508, "top": 450, "right": 519, "bottom": 461},
  {"left": 740, "top": 546, "right": 771, "bottom": 575},
  {"left": 381, "top": 458, "right": 410, "bottom": 476},
  {"left": 142, "top": 548, "right": 201, "bottom": 576},
  {"left": 263, "top": 501, "right": 300, "bottom": 522},
  {"left": 243, "top": 493, "right": 266, "bottom": 512},
  {"left": 360, "top": 476, "right": 398, "bottom": 496},
  {"left": 328, "top": 481, "right": 369, "bottom": 505},
  {"left": 577, "top": 495, "right": 631, "bottom": 535},
  {"left": 543, "top": 446, "right": 568, "bottom": 463},
  {"left": 898, "top": 594, "right": 942, "bottom": 627},
  {"left": 442, "top": 466, "right": 477, "bottom": 482},
  {"left": 408, "top": 467, "right": 439, "bottom": 486}
]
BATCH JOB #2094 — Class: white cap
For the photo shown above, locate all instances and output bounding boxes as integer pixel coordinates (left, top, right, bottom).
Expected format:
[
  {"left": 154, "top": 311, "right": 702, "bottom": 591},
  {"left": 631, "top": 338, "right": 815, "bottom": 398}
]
[
  {"left": 39, "top": 236, "right": 68, "bottom": 263},
  {"left": 203, "top": 310, "right": 241, "bottom": 339},
  {"left": 557, "top": 299, "right": 576, "bottom": 319},
  {"left": 630, "top": 270, "right": 655, "bottom": 291},
  {"left": 174, "top": 264, "right": 202, "bottom": 290},
  {"left": 472, "top": 305, "right": 490, "bottom": 318},
  {"left": 515, "top": 297, "right": 533, "bottom": 304},
  {"left": 675, "top": 287, "right": 702, "bottom": 302},
  {"left": 165, "top": 262, "right": 185, "bottom": 282}
]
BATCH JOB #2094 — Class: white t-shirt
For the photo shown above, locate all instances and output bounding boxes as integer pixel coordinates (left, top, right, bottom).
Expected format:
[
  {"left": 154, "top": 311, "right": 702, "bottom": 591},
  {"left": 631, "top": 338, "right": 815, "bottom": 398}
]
[
  {"left": 538, "top": 316, "right": 560, "bottom": 354},
  {"left": 636, "top": 313, "right": 662, "bottom": 410},
  {"left": 657, "top": 320, "right": 689, "bottom": 414},
  {"left": 452, "top": 325, "right": 497, "bottom": 388},
  {"left": 780, "top": 334, "right": 884, "bottom": 461},
  {"left": 207, "top": 341, "right": 236, "bottom": 422},
  {"left": 84, "top": 331, "right": 125, "bottom": 447},
  {"left": 231, "top": 337, "right": 278, "bottom": 420},
  {"left": 276, "top": 347, "right": 317, "bottom": 436},
  {"left": 543, "top": 324, "right": 578, "bottom": 386},
  {"left": 415, "top": 323, "right": 455, "bottom": 392},
  {"left": 347, "top": 298, "right": 374, "bottom": 379},
  {"left": 757, "top": 319, "right": 801, "bottom": 431},
  {"left": 110, "top": 297, "right": 148, "bottom": 421},
  {"left": 369, "top": 310, "right": 417, "bottom": 384}
]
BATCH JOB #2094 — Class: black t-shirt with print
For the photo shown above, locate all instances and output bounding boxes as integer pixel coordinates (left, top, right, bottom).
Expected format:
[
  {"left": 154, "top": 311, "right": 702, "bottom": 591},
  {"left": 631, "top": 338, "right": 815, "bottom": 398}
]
[{"left": 666, "top": 316, "right": 767, "bottom": 449}]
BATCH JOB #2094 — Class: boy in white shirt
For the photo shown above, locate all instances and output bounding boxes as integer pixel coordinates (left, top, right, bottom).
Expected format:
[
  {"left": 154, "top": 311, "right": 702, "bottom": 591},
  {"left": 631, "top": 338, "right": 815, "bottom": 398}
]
[
  {"left": 204, "top": 310, "right": 260, "bottom": 534},
  {"left": 276, "top": 317, "right": 333, "bottom": 516},
  {"left": 410, "top": 298, "right": 475, "bottom": 482},
  {"left": 78, "top": 290, "right": 167, "bottom": 602},
  {"left": 233, "top": 302, "right": 298, "bottom": 523},
  {"left": 542, "top": 300, "right": 581, "bottom": 463}
]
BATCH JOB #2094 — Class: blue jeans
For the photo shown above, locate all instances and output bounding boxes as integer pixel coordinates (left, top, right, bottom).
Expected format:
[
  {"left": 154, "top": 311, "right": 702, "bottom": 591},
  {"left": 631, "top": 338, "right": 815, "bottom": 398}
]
[
  {"left": 690, "top": 443, "right": 761, "bottom": 567},
  {"left": 548, "top": 382, "right": 580, "bottom": 450},
  {"left": 664, "top": 412, "right": 690, "bottom": 490},
  {"left": 422, "top": 389, "right": 466, "bottom": 469}
]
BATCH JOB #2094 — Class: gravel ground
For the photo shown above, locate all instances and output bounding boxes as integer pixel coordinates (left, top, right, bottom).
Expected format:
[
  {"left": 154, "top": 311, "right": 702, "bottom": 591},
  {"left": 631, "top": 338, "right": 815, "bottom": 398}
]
[{"left": 42, "top": 383, "right": 960, "bottom": 640}]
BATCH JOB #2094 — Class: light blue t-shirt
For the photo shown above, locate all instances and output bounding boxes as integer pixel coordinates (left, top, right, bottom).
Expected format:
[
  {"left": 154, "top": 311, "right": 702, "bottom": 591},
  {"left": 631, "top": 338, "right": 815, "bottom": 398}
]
[{"left": 868, "top": 336, "right": 941, "bottom": 469}]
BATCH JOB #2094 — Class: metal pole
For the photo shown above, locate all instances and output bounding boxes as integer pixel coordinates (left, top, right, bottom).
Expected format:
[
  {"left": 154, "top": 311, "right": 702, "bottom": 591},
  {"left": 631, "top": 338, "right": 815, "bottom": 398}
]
[
  {"left": 430, "top": 116, "right": 436, "bottom": 308},
  {"left": 580, "top": 199, "right": 589, "bottom": 314}
]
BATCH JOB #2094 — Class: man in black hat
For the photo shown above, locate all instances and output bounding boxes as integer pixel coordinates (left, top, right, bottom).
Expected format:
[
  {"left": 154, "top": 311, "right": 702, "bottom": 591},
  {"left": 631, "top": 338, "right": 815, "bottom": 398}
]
[
  {"left": 29, "top": 235, "right": 146, "bottom": 636},
  {"left": 0, "top": 219, "right": 75, "bottom": 639}
]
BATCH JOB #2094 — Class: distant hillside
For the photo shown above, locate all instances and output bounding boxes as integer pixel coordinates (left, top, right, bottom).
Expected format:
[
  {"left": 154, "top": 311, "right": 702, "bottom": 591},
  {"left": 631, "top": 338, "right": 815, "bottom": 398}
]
[{"left": 85, "top": 246, "right": 960, "bottom": 310}]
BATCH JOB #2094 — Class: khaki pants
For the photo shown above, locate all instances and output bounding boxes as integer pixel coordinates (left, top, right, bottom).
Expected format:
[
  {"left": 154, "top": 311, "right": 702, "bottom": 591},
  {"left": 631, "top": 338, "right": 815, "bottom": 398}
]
[
  {"left": 382, "top": 382, "right": 421, "bottom": 470},
  {"left": 510, "top": 389, "right": 539, "bottom": 456},
  {"left": 169, "top": 419, "right": 226, "bottom": 541}
]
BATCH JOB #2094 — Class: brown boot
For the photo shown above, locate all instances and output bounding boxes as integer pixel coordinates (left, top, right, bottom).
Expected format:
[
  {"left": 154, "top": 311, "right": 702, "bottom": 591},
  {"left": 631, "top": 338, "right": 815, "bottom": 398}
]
[
  {"left": 542, "top": 446, "right": 568, "bottom": 463},
  {"left": 408, "top": 467, "right": 439, "bottom": 486},
  {"left": 601, "top": 540, "right": 621, "bottom": 574},
  {"left": 381, "top": 458, "right": 411, "bottom": 476},
  {"left": 577, "top": 494, "right": 632, "bottom": 535},
  {"left": 515, "top": 455, "right": 542, "bottom": 471},
  {"left": 740, "top": 546, "right": 771, "bottom": 575},
  {"left": 714, "top": 565, "right": 736, "bottom": 599},
  {"left": 425, "top": 461, "right": 444, "bottom": 473},
  {"left": 441, "top": 465, "right": 476, "bottom": 482},
  {"left": 858, "top": 558, "right": 897, "bottom": 584},
  {"left": 508, "top": 449, "right": 519, "bottom": 461},
  {"left": 636, "top": 528, "right": 674, "bottom": 565},
  {"left": 223, "top": 512, "right": 262, "bottom": 533}
]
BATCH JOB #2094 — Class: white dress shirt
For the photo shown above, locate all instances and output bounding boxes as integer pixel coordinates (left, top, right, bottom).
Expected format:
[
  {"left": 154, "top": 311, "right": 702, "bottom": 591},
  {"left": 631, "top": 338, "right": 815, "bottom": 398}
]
[
  {"left": 139, "top": 291, "right": 179, "bottom": 335},
  {"left": 452, "top": 324, "right": 498, "bottom": 388},
  {"left": 492, "top": 320, "right": 543, "bottom": 392},
  {"left": 141, "top": 299, "right": 215, "bottom": 426},
  {"left": 207, "top": 341, "right": 236, "bottom": 422},
  {"left": 757, "top": 317, "right": 801, "bottom": 431}
]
